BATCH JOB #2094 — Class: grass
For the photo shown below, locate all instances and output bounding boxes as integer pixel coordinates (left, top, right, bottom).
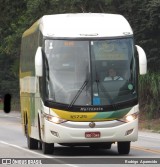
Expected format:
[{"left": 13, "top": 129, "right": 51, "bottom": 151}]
[
  {"left": 139, "top": 71, "right": 160, "bottom": 119},
  {"left": 139, "top": 114, "right": 160, "bottom": 133},
  {"left": 0, "top": 102, "right": 3, "bottom": 110},
  {"left": 138, "top": 71, "right": 160, "bottom": 132}
]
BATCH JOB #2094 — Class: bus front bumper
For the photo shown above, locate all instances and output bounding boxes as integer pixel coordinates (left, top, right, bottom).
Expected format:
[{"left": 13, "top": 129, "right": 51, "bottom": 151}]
[{"left": 42, "top": 118, "right": 138, "bottom": 144}]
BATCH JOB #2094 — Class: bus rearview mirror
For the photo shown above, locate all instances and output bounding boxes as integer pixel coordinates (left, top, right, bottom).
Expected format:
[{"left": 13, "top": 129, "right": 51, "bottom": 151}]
[
  {"left": 35, "top": 47, "right": 43, "bottom": 77},
  {"left": 135, "top": 45, "right": 147, "bottom": 75}
]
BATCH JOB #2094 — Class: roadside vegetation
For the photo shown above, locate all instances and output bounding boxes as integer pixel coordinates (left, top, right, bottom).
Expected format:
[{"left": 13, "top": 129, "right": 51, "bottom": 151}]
[
  {"left": 139, "top": 72, "right": 160, "bottom": 119},
  {"left": 139, "top": 72, "right": 160, "bottom": 132}
]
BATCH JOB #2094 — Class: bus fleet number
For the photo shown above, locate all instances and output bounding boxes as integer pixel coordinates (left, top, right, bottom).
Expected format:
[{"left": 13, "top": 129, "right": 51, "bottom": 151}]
[{"left": 70, "top": 115, "right": 87, "bottom": 119}]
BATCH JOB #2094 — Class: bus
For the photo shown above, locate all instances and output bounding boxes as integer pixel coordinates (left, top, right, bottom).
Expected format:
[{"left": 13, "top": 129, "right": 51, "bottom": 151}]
[{"left": 20, "top": 13, "right": 147, "bottom": 155}]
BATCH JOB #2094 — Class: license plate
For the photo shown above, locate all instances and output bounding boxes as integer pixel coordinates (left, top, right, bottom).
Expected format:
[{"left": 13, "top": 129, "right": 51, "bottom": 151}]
[{"left": 85, "top": 132, "right": 101, "bottom": 138}]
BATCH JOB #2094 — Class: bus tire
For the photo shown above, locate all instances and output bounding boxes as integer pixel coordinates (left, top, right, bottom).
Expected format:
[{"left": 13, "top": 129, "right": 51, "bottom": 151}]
[
  {"left": 26, "top": 122, "right": 38, "bottom": 149},
  {"left": 117, "top": 141, "right": 130, "bottom": 155},
  {"left": 27, "top": 136, "right": 38, "bottom": 150},
  {"left": 38, "top": 115, "right": 42, "bottom": 150},
  {"left": 42, "top": 142, "right": 54, "bottom": 154},
  {"left": 39, "top": 141, "right": 42, "bottom": 150}
]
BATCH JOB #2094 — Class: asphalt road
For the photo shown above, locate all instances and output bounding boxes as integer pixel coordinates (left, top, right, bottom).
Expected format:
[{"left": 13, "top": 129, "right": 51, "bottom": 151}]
[{"left": 0, "top": 111, "right": 160, "bottom": 167}]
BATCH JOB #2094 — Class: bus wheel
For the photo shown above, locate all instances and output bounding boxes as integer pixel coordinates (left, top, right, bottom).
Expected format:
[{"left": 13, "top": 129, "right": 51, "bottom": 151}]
[
  {"left": 38, "top": 141, "right": 42, "bottom": 150},
  {"left": 26, "top": 123, "right": 38, "bottom": 149},
  {"left": 38, "top": 116, "right": 42, "bottom": 150},
  {"left": 42, "top": 142, "right": 54, "bottom": 154},
  {"left": 117, "top": 141, "right": 130, "bottom": 155}
]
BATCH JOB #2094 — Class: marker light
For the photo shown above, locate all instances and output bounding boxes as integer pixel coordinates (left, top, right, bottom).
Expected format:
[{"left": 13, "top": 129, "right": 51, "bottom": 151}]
[
  {"left": 118, "top": 113, "right": 138, "bottom": 123},
  {"left": 44, "top": 114, "right": 67, "bottom": 124}
]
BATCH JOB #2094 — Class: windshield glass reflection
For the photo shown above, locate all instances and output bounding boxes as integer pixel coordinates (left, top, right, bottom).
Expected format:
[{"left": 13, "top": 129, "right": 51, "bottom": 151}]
[
  {"left": 44, "top": 38, "right": 137, "bottom": 107},
  {"left": 45, "top": 40, "right": 91, "bottom": 105},
  {"left": 91, "top": 38, "right": 136, "bottom": 105}
]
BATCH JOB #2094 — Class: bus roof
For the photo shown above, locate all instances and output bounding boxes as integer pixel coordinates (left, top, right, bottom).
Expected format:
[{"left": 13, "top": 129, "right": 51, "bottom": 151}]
[{"left": 23, "top": 13, "right": 133, "bottom": 38}]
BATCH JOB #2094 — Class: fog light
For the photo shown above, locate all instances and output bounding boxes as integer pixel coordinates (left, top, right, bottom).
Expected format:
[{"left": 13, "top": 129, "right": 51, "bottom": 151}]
[
  {"left": 125, "top": 129, "right": 134, "bottom": 136},
  {"left": 51, "top": 131, "right": 59, "bottom": 137}
]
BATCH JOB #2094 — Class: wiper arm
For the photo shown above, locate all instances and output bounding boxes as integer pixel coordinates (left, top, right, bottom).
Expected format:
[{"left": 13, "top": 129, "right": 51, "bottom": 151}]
[
  {"left": 95, "top": 79, "right": 100, "bottom": 95},
  {"left": 68, "top": 81, "right": 88, "bottom": 108}
]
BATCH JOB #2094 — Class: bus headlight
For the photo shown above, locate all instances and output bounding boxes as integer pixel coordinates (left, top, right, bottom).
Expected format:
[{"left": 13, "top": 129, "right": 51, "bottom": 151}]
[
  {"left": 44, "top": 114, "right": 67, "bottom": 124},
  {"left": 118, "top": 113, "right": 138, "bottom": 123}
]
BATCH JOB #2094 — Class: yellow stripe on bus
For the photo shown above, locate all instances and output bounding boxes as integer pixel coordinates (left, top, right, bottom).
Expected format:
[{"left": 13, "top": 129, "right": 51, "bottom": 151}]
[{"left": 52, "top": 108, "right": 115, "bottom": 122}]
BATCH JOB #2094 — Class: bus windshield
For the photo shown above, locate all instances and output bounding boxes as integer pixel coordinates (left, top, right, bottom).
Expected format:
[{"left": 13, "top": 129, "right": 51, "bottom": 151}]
[{"left": 44, "top": 38, "right": 137, "bottom": 107}]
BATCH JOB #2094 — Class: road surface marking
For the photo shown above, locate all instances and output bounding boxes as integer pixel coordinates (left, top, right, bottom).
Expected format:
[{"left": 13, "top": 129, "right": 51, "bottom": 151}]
[
  {"left": 0, "top": 114, "right": 21, "bottom": 119},
  {"left": 0, "top": 140, "right": 77, "bottom": 167},
  {"left": 132, "top": 146, "right": 160, "bottom": 155}
]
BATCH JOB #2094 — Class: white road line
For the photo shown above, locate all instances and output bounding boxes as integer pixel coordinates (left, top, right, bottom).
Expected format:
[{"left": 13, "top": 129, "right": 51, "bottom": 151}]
[
  {"left": 0, "top": 140, "right": 77, "bottom": 167},
  {"left": 0, "top": 114, "right": 21, "bottom": 119}
]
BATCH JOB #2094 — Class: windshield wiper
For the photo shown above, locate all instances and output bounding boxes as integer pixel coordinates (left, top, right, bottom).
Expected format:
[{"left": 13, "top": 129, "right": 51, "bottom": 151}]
[{"left": 68, "top": 81, "right": 88, "bottom": 108}]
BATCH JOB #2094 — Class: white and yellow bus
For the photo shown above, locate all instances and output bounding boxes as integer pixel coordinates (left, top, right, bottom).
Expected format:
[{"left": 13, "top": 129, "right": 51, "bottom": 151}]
[{"left": 20, "top": 13, "right": 147, "bottom": 154}]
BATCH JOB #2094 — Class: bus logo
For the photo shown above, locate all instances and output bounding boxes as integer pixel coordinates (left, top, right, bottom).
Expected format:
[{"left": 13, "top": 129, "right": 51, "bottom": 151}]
[{"left": 89, "top": 122, "right": 96, "bottom": 128}]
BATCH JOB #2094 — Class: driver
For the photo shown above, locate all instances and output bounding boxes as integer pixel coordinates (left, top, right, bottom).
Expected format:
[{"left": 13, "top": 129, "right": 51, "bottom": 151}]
[{"left": 104, "top": 68, "right": 123, "bottom": 81}]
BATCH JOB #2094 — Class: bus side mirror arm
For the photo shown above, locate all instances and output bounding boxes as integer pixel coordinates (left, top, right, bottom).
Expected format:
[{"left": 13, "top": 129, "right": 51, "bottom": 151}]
[
  {"left": 35, "top": 47, "right": 43, "bottom": 77},
  {"left": 135, "top": 45, "right": 147, "bottom": 75}
]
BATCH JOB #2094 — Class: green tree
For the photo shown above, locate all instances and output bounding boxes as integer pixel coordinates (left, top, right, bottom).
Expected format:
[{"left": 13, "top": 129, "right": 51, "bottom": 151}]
[
  {"left": 0, "top": 0, "right": 26, "bottom": 97},
  {"left": 113, "top": 0, "right": 160, "bottom": 71}
]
